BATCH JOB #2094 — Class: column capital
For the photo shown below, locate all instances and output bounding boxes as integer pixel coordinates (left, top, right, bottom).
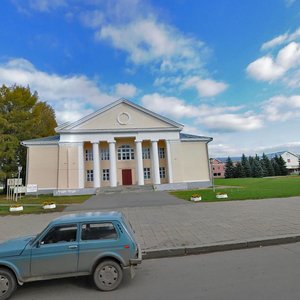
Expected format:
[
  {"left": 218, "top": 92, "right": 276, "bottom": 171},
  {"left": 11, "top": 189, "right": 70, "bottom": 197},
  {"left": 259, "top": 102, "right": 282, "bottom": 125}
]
[
  {"left": 135, "top": 139, "right": 143, "bottom": 143},
  {"left": 151, "top": 139, "right": 159, "bottom": 143}
]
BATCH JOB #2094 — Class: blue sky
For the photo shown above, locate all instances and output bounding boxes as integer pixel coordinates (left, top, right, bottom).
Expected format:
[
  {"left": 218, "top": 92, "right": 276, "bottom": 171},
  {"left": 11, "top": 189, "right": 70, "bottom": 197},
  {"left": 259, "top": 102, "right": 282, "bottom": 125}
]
[{"left": 1, "top": 0, "right": 300, "bottom": 157}]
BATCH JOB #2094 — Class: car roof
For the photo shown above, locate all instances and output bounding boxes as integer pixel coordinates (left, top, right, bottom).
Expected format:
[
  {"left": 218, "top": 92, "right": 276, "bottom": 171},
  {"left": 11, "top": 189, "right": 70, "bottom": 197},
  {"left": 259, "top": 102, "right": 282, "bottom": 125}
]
[{"left": 50, "top": 211, "right": 124, "bottom": 225}]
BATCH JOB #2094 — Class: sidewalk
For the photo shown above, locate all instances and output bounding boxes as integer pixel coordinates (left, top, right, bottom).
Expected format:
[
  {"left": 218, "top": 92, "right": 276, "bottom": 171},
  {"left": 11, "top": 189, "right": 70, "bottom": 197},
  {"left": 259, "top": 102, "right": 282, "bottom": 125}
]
[{"left": 0, "top": 195, "right": 299, "bottom": 259}]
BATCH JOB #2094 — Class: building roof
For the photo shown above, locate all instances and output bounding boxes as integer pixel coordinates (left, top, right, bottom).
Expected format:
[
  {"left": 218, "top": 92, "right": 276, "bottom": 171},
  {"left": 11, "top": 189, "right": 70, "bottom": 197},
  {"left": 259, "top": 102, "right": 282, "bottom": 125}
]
[
  {"left": 180, "top": 133, "right": 213, "bottom": 142},
  {"left": 21, "top": 135, "right": 60, "bottom": 146},
  {"left": 266, "top": 151, "right": 299, "bottom": 159}
]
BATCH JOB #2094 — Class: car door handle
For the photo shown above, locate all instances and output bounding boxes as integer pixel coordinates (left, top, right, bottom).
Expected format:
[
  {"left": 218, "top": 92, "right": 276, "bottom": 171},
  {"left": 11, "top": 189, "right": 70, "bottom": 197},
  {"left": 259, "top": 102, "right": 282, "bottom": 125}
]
[{"left": 68, "top": 245, "right": 78, "bottom": 249}]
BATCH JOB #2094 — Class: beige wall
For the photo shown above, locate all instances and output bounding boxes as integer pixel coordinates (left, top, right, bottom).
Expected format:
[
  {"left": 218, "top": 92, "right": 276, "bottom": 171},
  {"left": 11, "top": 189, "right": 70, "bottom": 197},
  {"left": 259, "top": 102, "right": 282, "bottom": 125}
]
[
  {"left": 27, "top": 145, "right": 58, "bottom": 189},
  {"left": 170, "top": 141, "right": 210, "bottom": 183},
  {"left": 57, "top": 144, "right": 79, "bottom": 189},
  {"left": 76, "top": 103, "right": 174, "bottom": 130}
]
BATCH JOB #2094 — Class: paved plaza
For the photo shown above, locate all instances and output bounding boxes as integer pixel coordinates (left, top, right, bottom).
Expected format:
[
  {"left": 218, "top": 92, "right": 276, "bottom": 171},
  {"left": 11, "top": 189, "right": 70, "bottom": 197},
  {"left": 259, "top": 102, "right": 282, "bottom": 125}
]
[{"left": 1, "top": 192, "right": 300, "bottom": 256}]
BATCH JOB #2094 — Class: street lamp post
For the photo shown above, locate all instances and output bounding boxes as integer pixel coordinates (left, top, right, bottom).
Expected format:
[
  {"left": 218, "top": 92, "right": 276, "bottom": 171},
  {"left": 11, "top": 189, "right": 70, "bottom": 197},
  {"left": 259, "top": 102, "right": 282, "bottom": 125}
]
[{"left": 15, "top": 166, "right": 22, "bottom": 202}]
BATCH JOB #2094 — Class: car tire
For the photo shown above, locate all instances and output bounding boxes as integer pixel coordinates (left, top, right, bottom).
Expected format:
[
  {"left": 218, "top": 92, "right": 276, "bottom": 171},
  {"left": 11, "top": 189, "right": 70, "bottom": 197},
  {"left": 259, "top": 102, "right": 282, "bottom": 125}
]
[
  {"left": 93, "top": 260, "right": 123, "bottom": 291},
  {"left": 0, "top": 268, "right": 17, "bottom": 300}
]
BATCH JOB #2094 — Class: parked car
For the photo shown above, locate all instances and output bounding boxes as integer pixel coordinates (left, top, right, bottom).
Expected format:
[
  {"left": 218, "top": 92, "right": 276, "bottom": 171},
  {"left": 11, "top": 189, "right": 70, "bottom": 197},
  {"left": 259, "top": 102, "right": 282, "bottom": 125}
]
[{"left": 0, "top": 211, "right": 142, "bottom": 300}]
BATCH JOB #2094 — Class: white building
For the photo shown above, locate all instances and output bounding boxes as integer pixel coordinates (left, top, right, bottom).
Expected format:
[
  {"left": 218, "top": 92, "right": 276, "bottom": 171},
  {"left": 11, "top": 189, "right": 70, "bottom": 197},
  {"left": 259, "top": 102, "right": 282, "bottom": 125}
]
[
  {"left": 268, "top": 151, "right": 299, "bottom": 175},
  {"left": 22, "top": 99, "right": 213, "bottom": 195}
]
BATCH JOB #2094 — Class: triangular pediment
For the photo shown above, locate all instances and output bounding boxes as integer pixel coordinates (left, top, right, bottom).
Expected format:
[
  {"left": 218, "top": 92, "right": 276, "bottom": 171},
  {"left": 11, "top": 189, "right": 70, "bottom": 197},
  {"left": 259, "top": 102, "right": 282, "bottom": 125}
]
[{"left": 56, "top": 99, "right": 183, "bottom": 133}]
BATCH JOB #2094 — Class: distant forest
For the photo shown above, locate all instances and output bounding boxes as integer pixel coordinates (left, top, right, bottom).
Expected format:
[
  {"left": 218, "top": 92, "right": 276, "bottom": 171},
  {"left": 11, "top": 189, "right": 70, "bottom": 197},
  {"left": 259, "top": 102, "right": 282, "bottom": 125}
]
[{"left": 224, "top": 154, "right": 288, "bottom": 178}]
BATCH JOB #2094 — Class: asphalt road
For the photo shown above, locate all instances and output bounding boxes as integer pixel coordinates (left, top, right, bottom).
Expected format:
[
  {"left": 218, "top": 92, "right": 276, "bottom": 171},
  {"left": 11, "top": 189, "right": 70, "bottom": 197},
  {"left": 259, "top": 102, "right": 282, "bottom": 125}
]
[{"left": 13, "top": 242, "right": 300, "bottom": 300}]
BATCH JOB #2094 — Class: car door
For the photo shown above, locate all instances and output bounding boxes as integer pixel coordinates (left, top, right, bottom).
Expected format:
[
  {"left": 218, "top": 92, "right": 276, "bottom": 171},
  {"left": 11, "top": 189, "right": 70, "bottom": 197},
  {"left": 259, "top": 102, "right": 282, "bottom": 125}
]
[
  {"left": 30, "top": 223, "right": 79, "bottom": 277},
  {"left": 78, "top": 222, "right": 123, "bottom": 272}
]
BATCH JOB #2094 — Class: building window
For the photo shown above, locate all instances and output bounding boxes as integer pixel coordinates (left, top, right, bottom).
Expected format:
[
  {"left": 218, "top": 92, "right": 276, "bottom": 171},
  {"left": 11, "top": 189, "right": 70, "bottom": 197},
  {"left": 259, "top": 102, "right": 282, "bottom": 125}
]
[
  {"left": 144, "top": 168, "right": 151, "bottom": 180},
  {"left": 287, "top": 159, "right": 291, "bottom": 163},
  {"left": 85, "top": 149, "right": 93, "bottom": 161},
  {"left": 142, "top": 148, "right": 151, "bottom": 159},
  {"left": 159, "top": 167, "right": 166, "bottom": 178},
  {"left": 102, "top": 169, "right": 110, "bottom": 181},
  {"left": 101, "top": 149, "right": 109, "bottom": 160},
  {"left": 159, "top": 147, "right": 165, "bottom": 159},
  {"left": 118, "top": 145, "right": 134, "bottom": 160},
  {"left": 86, "top": 170, "right": 94, "bottom": 182},
  {"left": 81, "top": 223, "right": 117, "bottom": 241}
]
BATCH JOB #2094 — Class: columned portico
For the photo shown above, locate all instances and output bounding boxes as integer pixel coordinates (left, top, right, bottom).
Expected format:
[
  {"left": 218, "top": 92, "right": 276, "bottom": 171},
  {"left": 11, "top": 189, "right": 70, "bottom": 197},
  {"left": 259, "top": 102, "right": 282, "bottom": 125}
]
[
  {"left": 92, "top": 142, "right": 100, "bottom": 188},
  {"left": 135, "top": 140, "right": 144, "bottom": 185},
  {"left": 166, "top": 140, "right": 173, "bottom": 183},
  {"left": 109, "top": 141, "right": 117, "bottom": 187},
  {"left": 77, "top": 142, "right": 84, "bottom": 188},
  {"left": 151, "top": 140, "right": 160, "bottom": 185}
]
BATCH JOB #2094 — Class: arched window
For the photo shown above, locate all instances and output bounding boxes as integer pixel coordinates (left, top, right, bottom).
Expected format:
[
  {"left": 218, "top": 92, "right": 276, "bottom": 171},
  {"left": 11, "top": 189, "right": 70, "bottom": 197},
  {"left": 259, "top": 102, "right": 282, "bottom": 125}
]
[{"left": 117, "top": 145, "right": 134, "bottom": 160}]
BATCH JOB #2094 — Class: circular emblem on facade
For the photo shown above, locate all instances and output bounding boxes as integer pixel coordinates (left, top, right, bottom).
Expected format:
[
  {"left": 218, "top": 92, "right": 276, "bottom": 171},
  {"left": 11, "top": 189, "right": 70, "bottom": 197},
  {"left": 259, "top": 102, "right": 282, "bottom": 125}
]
[{"left": 117, "top": 112, "right": 131, "bottom": 125}]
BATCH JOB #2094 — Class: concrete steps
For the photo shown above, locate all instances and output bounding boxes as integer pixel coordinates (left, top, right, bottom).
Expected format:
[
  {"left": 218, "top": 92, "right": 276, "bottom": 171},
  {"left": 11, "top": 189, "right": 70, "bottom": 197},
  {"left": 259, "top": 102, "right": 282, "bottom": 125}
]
[{"left": 96, "top": 185, "right": 154, "bottom": 194}]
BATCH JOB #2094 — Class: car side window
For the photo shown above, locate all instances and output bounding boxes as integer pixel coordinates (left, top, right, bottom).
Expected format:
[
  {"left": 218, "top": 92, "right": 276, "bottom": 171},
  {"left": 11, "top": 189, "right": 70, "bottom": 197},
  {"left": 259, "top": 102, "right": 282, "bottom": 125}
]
[
  {"left": 81, "top": 223, "right": 118, "bottom": 241},
  {"left": 41, "top": 224, "right": 77, "bottom": 245}
]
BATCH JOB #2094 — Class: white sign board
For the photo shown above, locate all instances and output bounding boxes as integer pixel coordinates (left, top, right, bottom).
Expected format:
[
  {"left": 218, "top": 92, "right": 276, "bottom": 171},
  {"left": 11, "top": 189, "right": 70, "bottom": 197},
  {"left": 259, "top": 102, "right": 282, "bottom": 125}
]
[
  {"left": 7, "top": 178, "right": 22, "bottom": 186},
  {"left": 14, "top": 186, "right": 27, "bottom": 194},
  {"left": 27, "top": 184, "right": 38, "bottom": 193}
]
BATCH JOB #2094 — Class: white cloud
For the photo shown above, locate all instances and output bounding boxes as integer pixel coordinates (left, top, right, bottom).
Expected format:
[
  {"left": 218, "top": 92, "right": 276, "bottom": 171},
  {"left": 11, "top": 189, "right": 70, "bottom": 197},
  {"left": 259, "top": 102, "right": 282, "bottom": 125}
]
[
  {"left": 141, "top": 93, "right": 200, "bottom": 119},
  {"left": 183, "top": 76, "right": 228, "bottom": 97},
  {"left": 247, "top": 42, "right": 300, "bottom": 81},
  {"left": 97, "top": 18, "right": 206, "bottom": 74},
  {"left": 79, "top": 10, "right": 104, "bottom": 28},
  {"left": 198, "top": 113, "right": 263, "bottom": 132},
  {"left": 261, "top": 26, "right": 300, "bottom": 50},
  {"left": 114, "top": 83, "right": 137, "bottom": 98},
  {"left": 262, "top": 94, "right": 300, "bottom": 121},
  {"left": 0, "top": 58, "right": 115, "bottom": 123},
  {"left": 140, "top": 93, "right": 262, "bottom": 132},
  {"left": 12, "top": 0, "right": 67, "bottom": 12},
  {"left": 261, "top": 34, "right": 289, "bottom": 51},
  {"left": 285, "top": 0, "right": 296, "bottom": 7}
]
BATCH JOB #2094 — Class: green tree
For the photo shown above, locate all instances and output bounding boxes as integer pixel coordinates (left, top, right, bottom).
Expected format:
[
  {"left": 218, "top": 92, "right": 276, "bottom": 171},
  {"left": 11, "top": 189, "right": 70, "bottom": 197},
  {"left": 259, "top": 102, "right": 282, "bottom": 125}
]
[
  {"left": 271, "top": 156, "right": 280, "bottom": 176},
  {"left": 233, "top": 161, "right": 244, "bottom": 178},
  {"left": 261, "top": 153, "right": 274, "bottom": 177},
  {"left": 225, "top": 157, "right": 235, "bottom": 178},
  {"left": 241, "top": 154, "right": 251, "bottom": 177},
  {"left": 0, "top": 84, "right": 57, "bottom": 184},
  {"left": 252, "top": 156, "right": 264, "bottom": 178},
  {"left": 277, "top": 156, "right": 288, "bottom": 176}
]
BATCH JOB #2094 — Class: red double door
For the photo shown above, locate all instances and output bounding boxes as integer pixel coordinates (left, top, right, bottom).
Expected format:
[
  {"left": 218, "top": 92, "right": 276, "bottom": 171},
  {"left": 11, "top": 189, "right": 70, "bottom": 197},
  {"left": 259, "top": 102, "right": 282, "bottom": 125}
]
[{"left": 122, "top": 169, "right": 132, "bottom": 185}]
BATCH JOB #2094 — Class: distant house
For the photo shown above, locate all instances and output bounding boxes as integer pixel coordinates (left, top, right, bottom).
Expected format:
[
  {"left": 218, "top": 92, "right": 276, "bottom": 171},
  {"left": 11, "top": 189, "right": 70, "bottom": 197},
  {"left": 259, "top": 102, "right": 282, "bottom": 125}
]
[
  {"left": 266, "top": 151, "right": 299, "bottom": 175},
  {"left": 210, "top": 158, "right": 226, "bottom": 178}
]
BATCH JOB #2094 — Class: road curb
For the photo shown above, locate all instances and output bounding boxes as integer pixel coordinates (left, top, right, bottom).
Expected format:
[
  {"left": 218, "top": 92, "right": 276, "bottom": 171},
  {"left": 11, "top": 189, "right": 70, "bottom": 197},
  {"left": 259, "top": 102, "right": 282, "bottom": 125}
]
[{"left": 142, "top": 234, "right": 300, "bottom": 260}]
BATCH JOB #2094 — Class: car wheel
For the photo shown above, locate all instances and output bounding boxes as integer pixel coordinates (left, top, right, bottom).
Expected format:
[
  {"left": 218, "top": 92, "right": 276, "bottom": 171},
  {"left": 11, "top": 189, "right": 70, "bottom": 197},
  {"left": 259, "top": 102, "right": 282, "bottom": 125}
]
[
  {"left": 93, "top": 260, "right": 123, "bottom": 291},
  {"left": 0, "top": 268, "right": 17, "bottom": 300}
]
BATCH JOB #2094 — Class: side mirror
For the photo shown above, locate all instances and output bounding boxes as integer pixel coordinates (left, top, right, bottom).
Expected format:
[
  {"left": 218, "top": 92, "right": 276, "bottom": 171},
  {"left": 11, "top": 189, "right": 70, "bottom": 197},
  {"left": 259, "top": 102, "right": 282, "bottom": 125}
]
[{"left": 36, "top": 241, "right": 44, "bottom": 248}]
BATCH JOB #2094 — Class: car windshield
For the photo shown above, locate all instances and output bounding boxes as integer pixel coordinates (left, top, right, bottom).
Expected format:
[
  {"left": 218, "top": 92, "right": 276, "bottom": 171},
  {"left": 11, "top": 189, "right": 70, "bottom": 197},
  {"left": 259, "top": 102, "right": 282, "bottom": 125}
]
[{"left": 29, "top": 228, "right": 46, "bottom": 245}]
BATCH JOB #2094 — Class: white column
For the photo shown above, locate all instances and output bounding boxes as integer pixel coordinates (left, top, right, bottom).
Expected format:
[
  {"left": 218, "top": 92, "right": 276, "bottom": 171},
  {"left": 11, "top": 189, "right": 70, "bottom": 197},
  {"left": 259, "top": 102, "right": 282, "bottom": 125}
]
[
  {"left": 78, "top": 142, "right": 84, "bottom": 188},
  {"left": 92, "top": 142, "right": 100, "bottom": 188},
  {"left": 166, "top": 140, "right": 173, "bottom": 183},
  {"left": 151, "top": 140, "right": 160, "bottom": 185},
  {"left": 109, "top": 141, "right": 117, "bottom": 187},
  {"left": 135, "top": 140, "right": 144, "bottom": 185}
]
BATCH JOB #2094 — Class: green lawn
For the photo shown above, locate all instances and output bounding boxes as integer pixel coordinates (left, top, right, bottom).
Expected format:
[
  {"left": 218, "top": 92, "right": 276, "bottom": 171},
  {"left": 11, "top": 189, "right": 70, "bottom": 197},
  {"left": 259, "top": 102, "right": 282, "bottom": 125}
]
[
  {"left": 0, "top": 205, "right": 66, "bottom": 216},
  {"left": 0, "top": 194, "right": 91, "bottom": 216},
  {"left": 171, "top": 176, "right": 300, "bottom": 202},
  {"left": 0, "top": 194, "right": 91, "bottom": 205}
]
